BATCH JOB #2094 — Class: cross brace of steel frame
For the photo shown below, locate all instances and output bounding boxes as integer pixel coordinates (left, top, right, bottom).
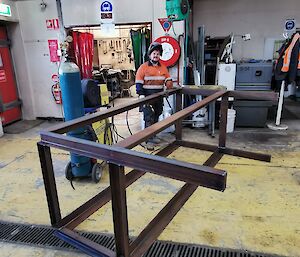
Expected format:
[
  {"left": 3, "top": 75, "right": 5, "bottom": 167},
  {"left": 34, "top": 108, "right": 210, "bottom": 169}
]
[{"left": 38, "top": 88, "right": 274, "bottom": 257}]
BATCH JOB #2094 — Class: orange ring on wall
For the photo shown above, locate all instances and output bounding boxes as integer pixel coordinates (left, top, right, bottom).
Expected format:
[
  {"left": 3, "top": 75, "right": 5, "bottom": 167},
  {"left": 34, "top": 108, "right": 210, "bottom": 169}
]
[{"left": 155, "top": 36, "right": 181, "bottom": 67}]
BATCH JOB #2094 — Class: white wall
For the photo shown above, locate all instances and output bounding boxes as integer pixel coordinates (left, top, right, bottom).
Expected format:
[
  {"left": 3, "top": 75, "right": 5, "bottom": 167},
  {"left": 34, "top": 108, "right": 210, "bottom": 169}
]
[
  {"left": 61, "top": 0, "right": 153, "bottom": 27},
  {"left": 14, "top": 0, "right": 63, "bottom": 119},
  {"left": 193, "top": 0, "right": 300, "bottom": 60}
]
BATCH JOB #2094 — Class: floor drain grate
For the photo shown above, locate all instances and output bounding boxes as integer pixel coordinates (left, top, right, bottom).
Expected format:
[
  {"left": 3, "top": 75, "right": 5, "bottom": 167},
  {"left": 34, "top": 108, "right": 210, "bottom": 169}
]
[{"left": 0, "top": 221, "right": 284, "bottom": 257}]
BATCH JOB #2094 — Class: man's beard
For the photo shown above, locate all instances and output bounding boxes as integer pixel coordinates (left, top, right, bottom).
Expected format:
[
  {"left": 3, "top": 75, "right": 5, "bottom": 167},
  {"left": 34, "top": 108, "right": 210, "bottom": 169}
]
[{"left": 150, "top": 59, "right": 159, "bottom": 65}]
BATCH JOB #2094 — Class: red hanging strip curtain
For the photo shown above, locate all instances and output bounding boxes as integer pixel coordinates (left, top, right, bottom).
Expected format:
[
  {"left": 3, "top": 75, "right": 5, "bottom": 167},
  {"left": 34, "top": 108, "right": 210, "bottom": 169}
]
[{"left": 72, "top": 31, "right": 94, "bottom": 79}]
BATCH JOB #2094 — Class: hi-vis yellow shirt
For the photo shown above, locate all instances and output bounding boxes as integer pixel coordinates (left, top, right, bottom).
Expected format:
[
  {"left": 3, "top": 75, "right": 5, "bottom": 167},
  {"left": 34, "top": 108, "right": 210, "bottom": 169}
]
[{"left": 135, "top": 61, "right": 173, "bottom": 90}]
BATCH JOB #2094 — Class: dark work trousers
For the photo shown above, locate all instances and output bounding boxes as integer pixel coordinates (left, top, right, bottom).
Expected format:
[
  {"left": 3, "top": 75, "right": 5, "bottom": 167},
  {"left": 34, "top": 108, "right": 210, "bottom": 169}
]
[{"left": 143, "top": 88, "right": 163, "bottom": 128}]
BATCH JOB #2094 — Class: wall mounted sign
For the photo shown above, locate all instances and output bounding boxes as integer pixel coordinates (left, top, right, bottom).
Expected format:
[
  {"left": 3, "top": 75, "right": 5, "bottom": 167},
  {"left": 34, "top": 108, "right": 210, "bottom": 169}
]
[
  {"left": 285, "top": 19, "right": 296, "bottom": 32},
  {"left": 48, "top": 40, "right": 59, "bottom": 63},
  {"left": 0, "top": 70, "right": 7, "bottom": 82},
  {"left": 100, "top": 0, "right": 114, "bottom": 23},
  {"left": 158, "top": 18, "right": 172, "bottom": 34},
  {"left": 0, "top": 4, "right": 11, "bottom": 17},
  {"left": 154, "top": 36, "right": 181, "bottom": 67},
  {"left": 51, "top": 74, "right": 59, "bottom": 83},
  {"left": 46, "top": 19, "right": 59, "bottom": 30}
]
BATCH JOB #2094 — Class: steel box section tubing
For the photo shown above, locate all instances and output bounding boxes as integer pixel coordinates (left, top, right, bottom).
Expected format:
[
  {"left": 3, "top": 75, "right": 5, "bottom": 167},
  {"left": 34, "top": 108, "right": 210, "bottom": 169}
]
[
  {"left": 55, "top": 228, "right": 116, "bottom": 257},
  {"left": 117, "top": 90, "right": 227, "bottom": 149},
  {"left": 177, "top": 140, "right": 271, "bottom": 162},
  {"left": 129, "top": 148, "right": 224, "bottom": 257},
  {"left": 47, "top": 88, "right": 180, "bottom": 134},
  {"left": 229, "top": 90, "right": 278, "bottom": 101},
  {"left": 40, "top": 132, "right": 227, "bottom": 191},
  {"left": 182, "top": 87, "right": 278, "bottom": 101},
  {"left": 59, "top": 142, "right": 179, "bottom": 229},
  {"left": 37, "top": 143, "right": 61, "bottom": 225}
]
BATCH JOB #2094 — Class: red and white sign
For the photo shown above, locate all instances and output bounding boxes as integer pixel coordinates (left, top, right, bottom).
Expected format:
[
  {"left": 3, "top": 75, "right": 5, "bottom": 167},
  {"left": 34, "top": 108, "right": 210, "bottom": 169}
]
[
  {"left": 154, "top": 36, "right": 181, "bottom": 67},
  {"left": 46, "top": 19, "right": 59, "bottom": 30},
  {"left": 158, "top": 18, "right": 172, "bottom": 33},
  {"left": 51, "top": 74, "right": 59, "bottom": 83},
  {"left": 0, "top": 70, "right": 7, "bottom": 83},
  {"left": 48, "top": 40, "right": 60, "bottom": 63}
]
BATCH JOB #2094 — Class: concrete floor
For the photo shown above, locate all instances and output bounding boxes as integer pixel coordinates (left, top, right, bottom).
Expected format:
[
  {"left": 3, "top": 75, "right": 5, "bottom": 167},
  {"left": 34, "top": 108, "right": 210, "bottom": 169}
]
[{"left": 0, "top": 97, "right": 300, "bottom": 257}]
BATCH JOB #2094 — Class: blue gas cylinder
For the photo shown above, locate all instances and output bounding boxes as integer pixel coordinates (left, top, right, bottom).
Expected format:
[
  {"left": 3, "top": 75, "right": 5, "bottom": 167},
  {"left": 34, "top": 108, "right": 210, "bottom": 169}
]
[{"left": 59, "top": 61, "right": 91, "bottom": 177}]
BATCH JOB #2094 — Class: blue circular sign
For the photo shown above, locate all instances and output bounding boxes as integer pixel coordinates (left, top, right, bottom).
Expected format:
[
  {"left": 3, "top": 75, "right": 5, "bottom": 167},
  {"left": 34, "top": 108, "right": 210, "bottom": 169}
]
[
  {"left": 101, "top": 1, "right": 113, "bottom": 12},
  {"left": 285, "top": 20, "right": 295, "bottom": 31},
  {"left": 163, "top": 22, "right": 171, "bottom": 30}
]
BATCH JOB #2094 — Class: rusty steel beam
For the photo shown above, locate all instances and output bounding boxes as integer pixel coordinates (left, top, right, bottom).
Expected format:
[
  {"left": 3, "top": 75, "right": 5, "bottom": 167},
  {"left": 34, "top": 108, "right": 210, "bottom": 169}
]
[
  {"left": 41, "top": 132, "right": 227, "bottom": 191},
  {"left": 203, "top": 150, "right": 224, "bottom": 167},
  {"left": 181, "top": 87, "right": 278, "bottom": 102},
  {"left": 47, "top": 89, "right": 179, "bottom": 134},
  {"left": 55, "top": 228, "right": 116, "bottom": 257},
  {"left": 175, "top": 90, "right": 183, "bottom": 140},
  {"left": 182, "top": 87, "right": 220, "bottom": 96},
  {"left": 219, "top": 94, "right": 229, "bottom": 148},
  {"left": 117, "top": 90, "right": 227, "bottom": 149},
  {"left": 37, "top": 143, "right": 61, "bottom": 226},
  {"left": 175, "top": 140, "right": 217, "bottom": 152},
  {"left": 129, "top": 147, "right": 224, "bottom": 257},
  {"left": 219, "top": 147, "right": 271, "bottom": 162},
  {"left": 60, "top": 142, "right": 180, "bottom": 229},
  {"left": 229, "top": 90, "right": 278, "bottom": 101},
  {"left": 130, "top": 183, "right": 198, "bottom": 257},
  {"left": 175, "top": 140, "right": 271, "bottom": 162},
  {"left": 109, "top": 164, "right": 130, "bottom": 257}
]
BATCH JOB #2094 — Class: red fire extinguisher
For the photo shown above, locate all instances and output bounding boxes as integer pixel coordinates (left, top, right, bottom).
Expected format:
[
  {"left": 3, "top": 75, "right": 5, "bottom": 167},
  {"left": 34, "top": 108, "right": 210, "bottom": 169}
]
[{"left": 51, "top": 83, "right": 62, "bottom": 104}]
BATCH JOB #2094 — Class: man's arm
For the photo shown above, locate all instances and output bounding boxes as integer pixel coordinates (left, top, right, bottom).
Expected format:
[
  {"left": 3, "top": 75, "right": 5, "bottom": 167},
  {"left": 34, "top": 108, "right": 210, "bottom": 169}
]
[
  {"left": 136, "top": 82, "right": 145, "bottom": 95},
  {"left": 135, "top": 64, "right": 145, "bottom": 95},
  {"left": 165, "top": 78, "right": 173, "bottom": 89},
  {"left": 164, "top": 68, "right": 173, "bottom": 89}
]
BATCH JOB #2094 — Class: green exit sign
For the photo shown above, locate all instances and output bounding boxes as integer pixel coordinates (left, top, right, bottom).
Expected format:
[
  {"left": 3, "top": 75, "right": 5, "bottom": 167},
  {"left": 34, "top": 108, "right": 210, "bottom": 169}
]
[{"left": 0, "top": 4, "right": 11, "bottom": 17}]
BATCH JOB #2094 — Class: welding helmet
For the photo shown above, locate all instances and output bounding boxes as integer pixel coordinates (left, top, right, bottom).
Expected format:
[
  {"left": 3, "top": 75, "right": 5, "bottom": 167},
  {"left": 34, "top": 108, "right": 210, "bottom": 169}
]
[{"left": 147, "top": 42, "right": 163, "bottom": 56}]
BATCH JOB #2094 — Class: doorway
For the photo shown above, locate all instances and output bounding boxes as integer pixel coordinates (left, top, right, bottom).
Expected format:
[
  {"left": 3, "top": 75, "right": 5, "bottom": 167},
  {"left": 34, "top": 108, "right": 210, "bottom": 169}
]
[
  {"left": 69, "top": 23, "right": 152, "bottom": 100},
  {"left": 0, "top": 25, "right": 21, "bottom": 125}
]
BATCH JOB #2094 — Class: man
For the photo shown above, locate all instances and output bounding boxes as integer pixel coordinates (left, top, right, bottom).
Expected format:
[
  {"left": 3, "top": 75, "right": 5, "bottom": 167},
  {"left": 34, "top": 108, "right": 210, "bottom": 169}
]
[{"left": 135, "top": 42, "right": 173, "bottom": 149}]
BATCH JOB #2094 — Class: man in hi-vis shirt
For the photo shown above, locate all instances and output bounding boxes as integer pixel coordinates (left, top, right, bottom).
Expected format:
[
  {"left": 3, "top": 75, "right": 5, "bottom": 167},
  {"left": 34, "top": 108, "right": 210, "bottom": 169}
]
[{"left": 135, "top": 42, "right": 173, "bottom": 149}]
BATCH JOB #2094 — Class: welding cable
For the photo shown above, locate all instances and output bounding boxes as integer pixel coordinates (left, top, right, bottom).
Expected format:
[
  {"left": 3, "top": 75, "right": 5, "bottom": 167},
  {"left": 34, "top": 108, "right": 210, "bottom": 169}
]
[
  {"left": 108, "top": 123, "right": 117, "bottom": 144},
  {"left": 111, "top": 123, "right": 126, "bottom": 141},
  {"left": 126, "top": 110, "right": 133, "bottom": 136},
  {"left": 125, "top": 109, "right": 151, "bottom": 150},
  {"left": 104, "top": 123, "right": 108, "bottom": 145},
  {"left": 112, "top": 124, "right": 119, "bottom": 143},
  {"left": 165, "top": 97, "right": 174, "bottom": 114},
  {"left": 107, "top": 123, "right": 115, "bottom": 145},
  {"left": 68, "top": 162, "right": 76, "bottom": 190}
]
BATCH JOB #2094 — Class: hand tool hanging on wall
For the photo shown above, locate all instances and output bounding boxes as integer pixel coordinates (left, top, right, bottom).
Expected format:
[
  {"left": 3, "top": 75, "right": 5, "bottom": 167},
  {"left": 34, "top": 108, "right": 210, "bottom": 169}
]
[
  {"left": 123, "top": 39, "right": 127, "bottom": 51},
  {"left": 102, "top": 41, "right": 108, "bottom": 54},
  {"left": 114, "top": 39, "right": 118, "bottom": 51}
]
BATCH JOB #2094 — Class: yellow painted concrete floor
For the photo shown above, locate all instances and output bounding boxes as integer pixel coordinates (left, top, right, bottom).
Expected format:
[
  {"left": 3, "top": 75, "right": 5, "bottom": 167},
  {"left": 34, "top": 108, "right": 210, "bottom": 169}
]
[{"left": 0, "top": 99, "right": 300, "bottom": 257}]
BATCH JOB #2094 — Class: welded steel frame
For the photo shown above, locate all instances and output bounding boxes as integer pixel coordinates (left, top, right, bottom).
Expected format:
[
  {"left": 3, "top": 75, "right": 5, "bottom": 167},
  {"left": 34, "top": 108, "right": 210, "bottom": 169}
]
[{"left": 38, "top": 88, "right": 277, "bottom": 257}]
